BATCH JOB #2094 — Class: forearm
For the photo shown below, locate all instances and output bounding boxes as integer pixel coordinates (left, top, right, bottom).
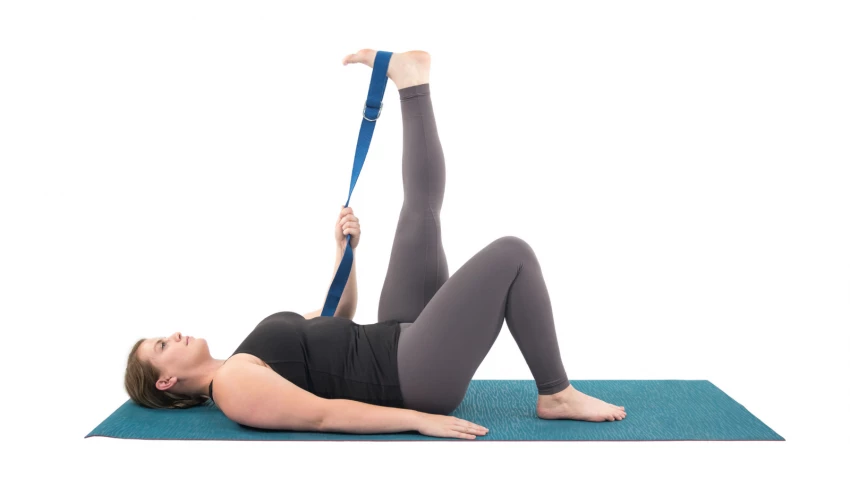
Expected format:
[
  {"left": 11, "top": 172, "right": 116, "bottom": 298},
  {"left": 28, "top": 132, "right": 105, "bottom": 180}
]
[
  {"left": 331, "top": 244, "right": 357, "bottom": 319},
  {"left": 320, "top": 399, "right": 423, "bottom": 434}
]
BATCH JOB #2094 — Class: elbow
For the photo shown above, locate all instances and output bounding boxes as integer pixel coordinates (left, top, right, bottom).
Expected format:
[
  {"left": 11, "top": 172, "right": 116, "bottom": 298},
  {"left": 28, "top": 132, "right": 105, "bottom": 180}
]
[{"left": 315, "top": 400, "right": 336, "bottom": 432}]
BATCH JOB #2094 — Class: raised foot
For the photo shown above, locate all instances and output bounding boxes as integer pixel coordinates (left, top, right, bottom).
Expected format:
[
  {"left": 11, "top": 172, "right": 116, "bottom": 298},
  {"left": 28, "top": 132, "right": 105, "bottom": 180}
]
[
  {"left": 342, "top": 49, "right": 430, "bottom": 90},
  {"left": 536, "top": 384, "right": 627, "bottom": 422}
]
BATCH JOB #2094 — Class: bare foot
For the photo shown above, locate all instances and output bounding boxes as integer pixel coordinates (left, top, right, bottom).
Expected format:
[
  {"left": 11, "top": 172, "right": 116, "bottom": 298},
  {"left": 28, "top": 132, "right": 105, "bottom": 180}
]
[
  {"left": 536, "top": 384, "right": 627, "bottom": 422},
  {"left": 342, "top": 49, "right": 430, "bottom": 90}
]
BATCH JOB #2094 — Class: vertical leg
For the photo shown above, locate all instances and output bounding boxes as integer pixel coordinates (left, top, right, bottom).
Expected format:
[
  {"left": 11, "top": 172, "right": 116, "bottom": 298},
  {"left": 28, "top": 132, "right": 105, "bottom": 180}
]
[{"left": 378, "top": 83, "right": 449, "bottom": 324}]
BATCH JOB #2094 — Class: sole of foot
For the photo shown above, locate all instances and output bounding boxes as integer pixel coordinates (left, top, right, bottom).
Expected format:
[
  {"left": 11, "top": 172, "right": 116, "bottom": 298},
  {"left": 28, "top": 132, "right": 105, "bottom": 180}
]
[
  {"left": 536, "top": 384, "right": 627, "bottom": 422},
  {"left": 342, "top": 49, "right": 430, "bottom": 90}
]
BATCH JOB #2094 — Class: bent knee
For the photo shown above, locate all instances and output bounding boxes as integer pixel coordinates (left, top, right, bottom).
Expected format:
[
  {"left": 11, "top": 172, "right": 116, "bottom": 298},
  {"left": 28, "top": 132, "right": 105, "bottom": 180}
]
[{"left": 493, "top": 235, "right": 536, "bottom": 260}]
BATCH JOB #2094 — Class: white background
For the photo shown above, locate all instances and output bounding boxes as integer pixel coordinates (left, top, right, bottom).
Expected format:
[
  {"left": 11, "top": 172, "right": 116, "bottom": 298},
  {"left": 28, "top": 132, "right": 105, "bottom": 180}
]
[{"left": 1, "top": 1, "right": 848, "bottom": 476}]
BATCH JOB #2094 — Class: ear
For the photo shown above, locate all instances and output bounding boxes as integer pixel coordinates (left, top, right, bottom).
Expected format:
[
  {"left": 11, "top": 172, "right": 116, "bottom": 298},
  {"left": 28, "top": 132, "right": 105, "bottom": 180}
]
[{"left": 155, "top": 376, "right": 177, "bottom": 392}]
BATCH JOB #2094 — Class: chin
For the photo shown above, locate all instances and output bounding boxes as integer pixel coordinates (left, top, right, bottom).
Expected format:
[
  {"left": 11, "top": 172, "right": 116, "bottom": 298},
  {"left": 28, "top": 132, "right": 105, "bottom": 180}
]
[{"left": 196, "top": 338, "right": 211, "bottom": 352}]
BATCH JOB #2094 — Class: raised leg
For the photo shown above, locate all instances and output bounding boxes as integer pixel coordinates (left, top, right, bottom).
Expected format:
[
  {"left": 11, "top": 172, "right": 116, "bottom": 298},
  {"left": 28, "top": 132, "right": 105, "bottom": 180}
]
[
  {"left": 342, "top": 49, "right": 448, "bottom": 324},
  {"left": 377, "top": 82, "right": 449, "bottom": 324}
]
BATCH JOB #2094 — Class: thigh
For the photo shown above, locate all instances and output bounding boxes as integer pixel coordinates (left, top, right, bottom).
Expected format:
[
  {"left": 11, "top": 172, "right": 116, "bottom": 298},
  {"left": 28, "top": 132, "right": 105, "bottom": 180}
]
[{"left": 395, "top": 237, "right": 521, "bottom": 414}]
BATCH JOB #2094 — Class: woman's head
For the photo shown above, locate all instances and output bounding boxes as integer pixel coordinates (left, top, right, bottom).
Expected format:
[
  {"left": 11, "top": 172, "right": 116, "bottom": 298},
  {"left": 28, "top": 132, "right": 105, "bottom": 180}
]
[{"left": 124, "top": 332, "right": 212, "bottom": 409}]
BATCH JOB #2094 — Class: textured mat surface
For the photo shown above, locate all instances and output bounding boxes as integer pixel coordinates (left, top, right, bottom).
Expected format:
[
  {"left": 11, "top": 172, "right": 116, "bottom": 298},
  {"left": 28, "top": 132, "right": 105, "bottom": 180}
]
[{"left": 86, "top": 380, "right": 784, "bottom": 441}]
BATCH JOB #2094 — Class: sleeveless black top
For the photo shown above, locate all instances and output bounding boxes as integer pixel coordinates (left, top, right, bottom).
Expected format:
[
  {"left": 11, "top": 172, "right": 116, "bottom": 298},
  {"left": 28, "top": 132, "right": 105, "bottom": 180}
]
[{"left": 208, "top": 311, "right": 406, "bottom": 408}]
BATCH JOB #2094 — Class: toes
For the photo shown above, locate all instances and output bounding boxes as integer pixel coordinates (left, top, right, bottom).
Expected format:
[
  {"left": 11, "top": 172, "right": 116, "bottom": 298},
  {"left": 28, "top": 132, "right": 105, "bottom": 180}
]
[
  {"left": 357, "top": 49, "right": 376, "bottom": 66},
  {"left": 342, "top": 50, "right": 374, "bottom": 67}
]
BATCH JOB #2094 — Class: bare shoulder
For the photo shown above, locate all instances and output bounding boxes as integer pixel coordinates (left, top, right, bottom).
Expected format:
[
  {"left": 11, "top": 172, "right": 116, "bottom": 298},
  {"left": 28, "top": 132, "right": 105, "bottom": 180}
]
[
  {"left": 210, "top": 354, "right": 268, "bottom": 402},
  {"left": 210, "top": 353, "right": 327, "bottom": 431}
]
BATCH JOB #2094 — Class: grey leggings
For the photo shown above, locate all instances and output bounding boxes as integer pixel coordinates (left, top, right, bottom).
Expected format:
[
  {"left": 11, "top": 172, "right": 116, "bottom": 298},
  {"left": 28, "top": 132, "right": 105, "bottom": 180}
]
[{"left": 378, "top": 83, "right": 570, "bottom": 415}]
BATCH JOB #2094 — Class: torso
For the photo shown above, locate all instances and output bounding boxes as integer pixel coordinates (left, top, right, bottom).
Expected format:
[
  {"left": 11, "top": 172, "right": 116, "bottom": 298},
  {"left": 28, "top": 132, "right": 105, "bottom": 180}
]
[{"left": 208, "top": 311, "right": 405, "bottom": 407}]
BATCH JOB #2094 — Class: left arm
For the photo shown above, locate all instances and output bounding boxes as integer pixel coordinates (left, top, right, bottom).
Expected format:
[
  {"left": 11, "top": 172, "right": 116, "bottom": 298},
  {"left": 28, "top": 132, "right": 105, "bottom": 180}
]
[
  {"left": 328, "top": 243, "right": 357, "bottom": 320},
  {"left": 303, "top": 245, "right": 357, "bottom": 321},
  {"left": 304, "top": 208, "right": 360, "bottom": 321}
]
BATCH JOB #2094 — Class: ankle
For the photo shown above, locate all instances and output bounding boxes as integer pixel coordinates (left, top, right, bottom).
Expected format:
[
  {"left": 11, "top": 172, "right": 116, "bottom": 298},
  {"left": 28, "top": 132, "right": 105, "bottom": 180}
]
[
  {"left": 539, "top": 384, "right": 575, "bottom": 403},
  {"left": 394, "top": 77, "right": 429, "bottom": 90}
]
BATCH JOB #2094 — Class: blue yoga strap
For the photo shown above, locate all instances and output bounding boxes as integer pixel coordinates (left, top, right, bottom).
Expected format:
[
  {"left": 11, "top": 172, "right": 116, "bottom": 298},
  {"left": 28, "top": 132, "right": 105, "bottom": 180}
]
[{"left": 321, "top": 51, "right": 393, "bottom": 317}]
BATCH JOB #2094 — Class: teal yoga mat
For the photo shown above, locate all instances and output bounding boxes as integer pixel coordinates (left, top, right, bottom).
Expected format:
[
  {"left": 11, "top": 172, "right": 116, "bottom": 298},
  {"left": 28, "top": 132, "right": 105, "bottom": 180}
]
[{"left": 86, "top": 380, "right": 784, "bottom": 441}]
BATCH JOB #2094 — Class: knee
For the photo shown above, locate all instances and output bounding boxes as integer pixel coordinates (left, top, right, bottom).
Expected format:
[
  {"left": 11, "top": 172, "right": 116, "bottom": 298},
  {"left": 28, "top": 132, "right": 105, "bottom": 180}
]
[{"left": 493, "top": 235, "right": 536, "bottom": 261}]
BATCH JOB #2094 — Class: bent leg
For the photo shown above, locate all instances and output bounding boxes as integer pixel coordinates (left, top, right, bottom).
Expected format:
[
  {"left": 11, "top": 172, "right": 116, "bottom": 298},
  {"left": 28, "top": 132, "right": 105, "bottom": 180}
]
[
  {"left": 378, "top": 83, "right": 449, "bottom": 324},
  {"left": 396, "top": 236, "right": 569, "bottom": 414}
]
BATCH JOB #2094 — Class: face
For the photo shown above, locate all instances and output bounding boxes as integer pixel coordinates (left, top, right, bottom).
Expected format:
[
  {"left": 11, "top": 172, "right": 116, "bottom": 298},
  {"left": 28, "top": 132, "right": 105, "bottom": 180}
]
[{"left": 137, "top": 332, "right": 211, "bottom": 392}]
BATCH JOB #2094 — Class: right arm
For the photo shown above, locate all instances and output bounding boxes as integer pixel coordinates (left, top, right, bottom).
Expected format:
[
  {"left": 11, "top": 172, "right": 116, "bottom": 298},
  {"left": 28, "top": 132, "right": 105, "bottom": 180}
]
[
  {"left": 215, "top": 359, "right": 489, "bottom": 439},
  {"left": 213, "top": 359, "right": 423, "bottom": 434}
]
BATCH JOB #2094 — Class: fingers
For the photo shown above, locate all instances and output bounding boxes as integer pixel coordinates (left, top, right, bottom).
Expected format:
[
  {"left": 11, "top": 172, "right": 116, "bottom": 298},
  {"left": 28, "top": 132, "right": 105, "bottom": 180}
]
[
  {"left": 341, "top": 223, "right": 360, "bottom": 235},
  {"left": 339, "top": 206, "right": 355, "bottom": 219},
  {"left": 453, "top": 418, "right": 488, "bottom": 438},
  {"left": 453, "top": 428, "right": 478, "bottom": 439},
  {"left": 338, "top": 207, "right": 360, "bottom": 237},
  {"left": 339, "top": 216, "right": 359, "bottom": 227},
  {"left": 338, "top": 207, "right": 359, "bottom": 227}
]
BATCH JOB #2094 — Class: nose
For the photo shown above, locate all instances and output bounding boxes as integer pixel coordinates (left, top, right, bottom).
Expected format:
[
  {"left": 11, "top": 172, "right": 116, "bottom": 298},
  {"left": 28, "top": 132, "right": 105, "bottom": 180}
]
[{"left": 171, "top": 332, "right": 182, "bottom": 342}]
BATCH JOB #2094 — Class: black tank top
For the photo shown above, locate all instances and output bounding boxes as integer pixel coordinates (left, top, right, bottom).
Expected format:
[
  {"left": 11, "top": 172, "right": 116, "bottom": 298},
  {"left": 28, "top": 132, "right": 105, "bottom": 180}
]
[{"left": 209, "top": 311, "right": 405, "bottom": 408}]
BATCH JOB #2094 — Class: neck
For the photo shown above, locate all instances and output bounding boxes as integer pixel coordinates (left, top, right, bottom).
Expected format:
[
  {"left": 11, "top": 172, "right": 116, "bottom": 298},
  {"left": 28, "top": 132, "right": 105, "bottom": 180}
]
[{"left": 178, "top": 358, "right": 228, "bottom": 398}]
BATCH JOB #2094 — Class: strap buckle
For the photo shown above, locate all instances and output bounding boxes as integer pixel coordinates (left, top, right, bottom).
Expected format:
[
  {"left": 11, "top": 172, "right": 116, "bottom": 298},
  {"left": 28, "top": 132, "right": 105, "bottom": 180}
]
[{"left": 363, "top": 101, "right": 383, "bottom": 122}]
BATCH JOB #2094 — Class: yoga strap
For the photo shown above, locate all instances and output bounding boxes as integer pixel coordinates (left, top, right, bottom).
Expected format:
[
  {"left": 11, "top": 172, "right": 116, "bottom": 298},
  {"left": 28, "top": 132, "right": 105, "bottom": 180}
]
[{"left": 321, "top": 50, "right": 393, "bottom": 317}]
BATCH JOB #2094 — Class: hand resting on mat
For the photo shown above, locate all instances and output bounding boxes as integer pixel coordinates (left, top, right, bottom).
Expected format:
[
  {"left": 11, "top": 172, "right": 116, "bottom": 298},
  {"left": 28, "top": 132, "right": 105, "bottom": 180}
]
[{"left": 415, "top": 413, "right": 489, "bottom": 440}]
